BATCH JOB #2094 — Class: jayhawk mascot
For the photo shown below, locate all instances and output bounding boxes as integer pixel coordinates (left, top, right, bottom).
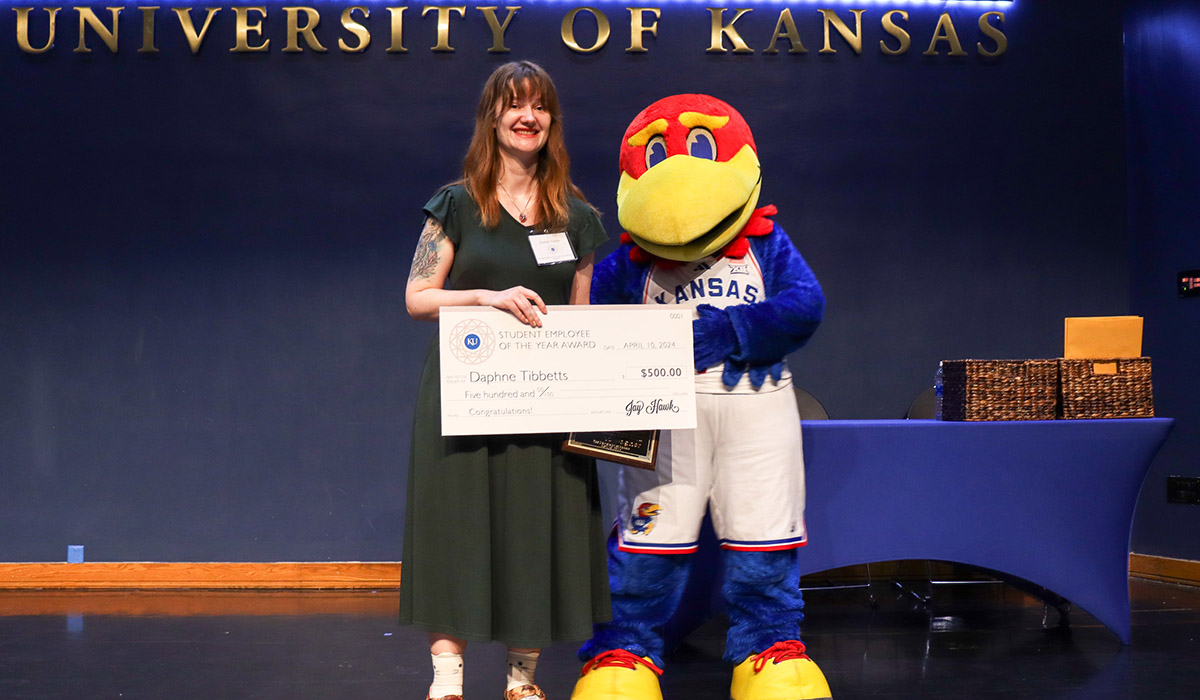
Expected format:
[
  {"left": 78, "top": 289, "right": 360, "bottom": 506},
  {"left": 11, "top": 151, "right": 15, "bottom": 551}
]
[{"left": 573, "top": 95, "right": 831, "bottom": 700}]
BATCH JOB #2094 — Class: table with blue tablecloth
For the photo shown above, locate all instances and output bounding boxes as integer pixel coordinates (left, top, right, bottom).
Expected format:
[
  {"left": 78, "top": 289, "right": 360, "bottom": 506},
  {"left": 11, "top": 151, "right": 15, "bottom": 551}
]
[{"left": 601, "top": 418, "right": 1174, "bottom": 645}]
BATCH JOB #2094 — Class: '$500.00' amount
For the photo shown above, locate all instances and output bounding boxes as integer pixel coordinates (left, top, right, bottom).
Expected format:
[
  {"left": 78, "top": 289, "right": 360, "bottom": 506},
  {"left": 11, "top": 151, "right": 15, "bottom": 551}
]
[{"left": 628, "top": 367, "right": 685, "bottom": 379}]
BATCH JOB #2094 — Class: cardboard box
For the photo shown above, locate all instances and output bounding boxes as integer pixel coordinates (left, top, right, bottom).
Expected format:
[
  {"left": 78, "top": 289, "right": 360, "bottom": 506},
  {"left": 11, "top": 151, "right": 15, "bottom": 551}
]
[{"left": 1063, "top": 316, "right": 1143, "bottom": 359}]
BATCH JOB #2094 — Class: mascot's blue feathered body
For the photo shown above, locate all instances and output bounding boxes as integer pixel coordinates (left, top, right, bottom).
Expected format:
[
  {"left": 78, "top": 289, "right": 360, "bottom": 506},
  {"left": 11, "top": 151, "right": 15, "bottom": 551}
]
[{"left": 572, "top": 95, "right": 832, "bottom": 700}]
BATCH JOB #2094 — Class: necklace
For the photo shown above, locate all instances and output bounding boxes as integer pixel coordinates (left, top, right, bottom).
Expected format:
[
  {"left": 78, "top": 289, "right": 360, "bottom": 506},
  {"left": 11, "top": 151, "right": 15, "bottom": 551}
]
[{"left": 497, "top": 177, "right": 535, "bottom": 224}]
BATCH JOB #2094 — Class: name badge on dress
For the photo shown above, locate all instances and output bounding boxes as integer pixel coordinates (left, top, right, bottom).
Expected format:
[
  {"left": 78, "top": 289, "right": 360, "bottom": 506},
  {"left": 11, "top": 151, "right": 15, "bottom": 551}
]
[{"left": 528, "top": 231, "right": 576, "bottom": 266}]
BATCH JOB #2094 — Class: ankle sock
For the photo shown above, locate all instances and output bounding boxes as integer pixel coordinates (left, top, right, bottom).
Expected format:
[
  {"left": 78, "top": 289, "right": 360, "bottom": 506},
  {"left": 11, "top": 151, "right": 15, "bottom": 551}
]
[
  {"left": 429, "top": 652, "right": 464, "bottom": 698},
  {"left": 505, "top": 649, "right": 540, "bottom": 691}
]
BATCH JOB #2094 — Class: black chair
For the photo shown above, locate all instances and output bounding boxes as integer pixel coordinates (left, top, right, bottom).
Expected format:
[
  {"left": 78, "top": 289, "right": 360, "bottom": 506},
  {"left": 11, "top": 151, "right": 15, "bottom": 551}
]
[
  {"left": 905, "top": 386, "right": 936, "bottom": 419},
  {"left": 794, "top": 386, "right": 829, "bottom": 420},
  {"left": 792, "top": 386, "right": 875, "bottom": 600}
]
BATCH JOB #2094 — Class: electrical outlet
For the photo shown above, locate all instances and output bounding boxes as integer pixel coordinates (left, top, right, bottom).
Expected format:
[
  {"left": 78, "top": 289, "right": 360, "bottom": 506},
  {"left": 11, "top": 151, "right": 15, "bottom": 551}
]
[{"left": 1166, "top": 476, "right": 1200, "bottom": 504}]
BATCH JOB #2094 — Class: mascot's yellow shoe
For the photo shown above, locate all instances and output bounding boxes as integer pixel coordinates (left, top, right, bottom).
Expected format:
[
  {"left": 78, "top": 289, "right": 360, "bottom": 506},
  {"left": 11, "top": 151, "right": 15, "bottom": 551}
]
[
  {"left": 730, "top": 641, "right": 832, "bottom": 700},
  {"left": 570, "top": 649, "right": 664, "bottom": 700}
]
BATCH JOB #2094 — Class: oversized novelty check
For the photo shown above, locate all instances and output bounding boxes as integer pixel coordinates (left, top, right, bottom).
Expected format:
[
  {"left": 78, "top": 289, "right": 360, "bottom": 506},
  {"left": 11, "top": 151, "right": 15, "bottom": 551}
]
[{"left": 439, "top": 305, "right": 696, "bottom": 436}]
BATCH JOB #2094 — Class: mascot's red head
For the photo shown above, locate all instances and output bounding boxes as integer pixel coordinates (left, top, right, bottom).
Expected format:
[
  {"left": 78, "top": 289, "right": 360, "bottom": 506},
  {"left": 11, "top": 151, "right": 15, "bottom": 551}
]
[{"left": 617, "top": 94, "right": 764, "bottom": 262}]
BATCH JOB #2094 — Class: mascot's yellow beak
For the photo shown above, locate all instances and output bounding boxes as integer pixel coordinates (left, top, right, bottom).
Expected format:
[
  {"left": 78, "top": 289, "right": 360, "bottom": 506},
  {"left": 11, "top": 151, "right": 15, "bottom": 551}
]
[{"left": 617, "top": 144, "right": 761, "bottom": 262}]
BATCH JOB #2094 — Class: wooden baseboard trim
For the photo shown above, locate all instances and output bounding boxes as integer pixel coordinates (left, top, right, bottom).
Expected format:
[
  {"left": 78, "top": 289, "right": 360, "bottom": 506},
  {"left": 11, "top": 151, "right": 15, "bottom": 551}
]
[
  {"left": 4, "top": 555, "right": 1193, "bottom": 590},
  {"left": 0, "top": 590, "right": 399, "bottom": 616},
  {"left": 1129, "top": 553, "right": 1200, "bottom": 587},
  {"left": 0, "top": 562, "right": 401, "bottom": 590}
]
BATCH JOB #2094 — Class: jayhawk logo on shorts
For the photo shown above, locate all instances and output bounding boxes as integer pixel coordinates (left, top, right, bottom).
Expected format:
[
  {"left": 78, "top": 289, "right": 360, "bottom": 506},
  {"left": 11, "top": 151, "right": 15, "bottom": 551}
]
[{"left": 629, "top": 502, "right": 661, "bottom": 536}]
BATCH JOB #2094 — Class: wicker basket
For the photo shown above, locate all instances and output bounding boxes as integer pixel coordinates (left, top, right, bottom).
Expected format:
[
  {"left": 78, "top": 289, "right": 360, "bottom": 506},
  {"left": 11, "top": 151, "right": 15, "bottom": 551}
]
[
  {"left": 939, "top": 359, "right": 1059, "bottom": 421},
  {"left": 1058, "top": 357, "right": 1154, "bottom": 419}
]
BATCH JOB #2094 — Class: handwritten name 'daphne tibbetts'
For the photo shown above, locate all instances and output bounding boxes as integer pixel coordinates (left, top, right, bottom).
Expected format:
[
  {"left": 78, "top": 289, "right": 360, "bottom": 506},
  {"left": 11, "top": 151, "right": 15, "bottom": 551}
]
[
  {"left": 469, "top": 370, "right": 569, "bottom": 385},
  {"left": 11, "top": 7, "right": 1007, "bottom": 58}
]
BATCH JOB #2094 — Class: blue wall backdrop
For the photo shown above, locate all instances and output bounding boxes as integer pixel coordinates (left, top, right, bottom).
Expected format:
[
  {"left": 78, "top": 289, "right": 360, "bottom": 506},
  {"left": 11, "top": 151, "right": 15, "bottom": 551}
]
[
  {"left": 1, "top": 0, "right": 1181, "bottom": 564},
  {"left": 1126, "top": 0, "right": 1200, "bottom": 562}
]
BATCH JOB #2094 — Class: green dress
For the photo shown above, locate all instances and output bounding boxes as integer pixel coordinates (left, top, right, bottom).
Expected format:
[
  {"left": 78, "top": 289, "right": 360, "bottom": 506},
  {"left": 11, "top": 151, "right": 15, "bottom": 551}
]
[{"left": 399, "top": 185, "right": 611, "bottom": 647}]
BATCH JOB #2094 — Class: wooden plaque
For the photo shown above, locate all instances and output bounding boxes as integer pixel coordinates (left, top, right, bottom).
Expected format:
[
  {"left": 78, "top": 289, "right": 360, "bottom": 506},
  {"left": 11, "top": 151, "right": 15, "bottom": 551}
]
[{"left": 563, "top": 430, "right": 659, "bottom": 470}]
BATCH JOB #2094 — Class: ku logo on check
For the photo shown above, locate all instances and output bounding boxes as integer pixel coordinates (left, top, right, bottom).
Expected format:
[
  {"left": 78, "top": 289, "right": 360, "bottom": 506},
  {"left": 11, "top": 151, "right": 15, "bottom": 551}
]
[{"left": 448, "top": 318, "right": 496, "bottom": 365}]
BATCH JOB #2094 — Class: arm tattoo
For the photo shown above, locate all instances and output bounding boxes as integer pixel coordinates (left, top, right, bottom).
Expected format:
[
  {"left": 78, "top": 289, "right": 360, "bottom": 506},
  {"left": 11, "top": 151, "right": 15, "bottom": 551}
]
[{"left": 409, "top": 218, "right": 447, "bottom": 281}]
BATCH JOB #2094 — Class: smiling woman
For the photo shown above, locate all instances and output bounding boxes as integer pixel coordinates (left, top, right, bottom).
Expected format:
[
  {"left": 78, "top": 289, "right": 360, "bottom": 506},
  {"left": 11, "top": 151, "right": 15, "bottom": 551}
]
[
  {"left": 495, "top": 96, "right": 551, "bottom": 187},
  {"left": 398, "top": 61, "right": 609, "bottom": 700}
]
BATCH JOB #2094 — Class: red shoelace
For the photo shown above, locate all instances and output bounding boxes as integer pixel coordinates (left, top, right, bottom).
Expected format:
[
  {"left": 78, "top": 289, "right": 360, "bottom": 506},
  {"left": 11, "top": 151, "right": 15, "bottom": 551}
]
[
  {"left": 751, "top": 640, "right": 810, "bottom": 672},
  {"left": 581, "top": 649, "right": 664, "bottom": 677}
]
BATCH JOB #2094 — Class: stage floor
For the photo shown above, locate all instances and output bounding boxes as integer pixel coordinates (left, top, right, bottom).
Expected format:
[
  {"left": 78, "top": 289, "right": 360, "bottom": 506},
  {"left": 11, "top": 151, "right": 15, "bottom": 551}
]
[{"left": 3, "top": 577, "right": 1199, "bottom": 699}]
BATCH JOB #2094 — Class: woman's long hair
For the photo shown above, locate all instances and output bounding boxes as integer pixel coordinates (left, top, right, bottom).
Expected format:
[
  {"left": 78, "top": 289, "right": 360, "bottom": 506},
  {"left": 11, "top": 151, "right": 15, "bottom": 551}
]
[{"left": 460, "top": 61, "right": 589, "bottom": 230}]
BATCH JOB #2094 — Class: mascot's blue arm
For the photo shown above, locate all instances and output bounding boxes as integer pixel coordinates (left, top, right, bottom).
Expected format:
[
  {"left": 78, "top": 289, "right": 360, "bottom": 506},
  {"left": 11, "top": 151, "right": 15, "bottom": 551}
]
[
  {"left": 590, "top": 244, "right": 644, "bottom": 305},
  {"left": 725, "top": 223, "right": 825, "bottom": 365},
  {"left": 590, "top": 231, "right": 824, "bottom": 387}
]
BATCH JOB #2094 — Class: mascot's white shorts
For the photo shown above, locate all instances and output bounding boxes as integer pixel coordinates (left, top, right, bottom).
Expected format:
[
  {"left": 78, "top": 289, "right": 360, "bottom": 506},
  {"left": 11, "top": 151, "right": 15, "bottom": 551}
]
[{"left": 615, "top": 376, "right": 807, "bottom": 554}]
